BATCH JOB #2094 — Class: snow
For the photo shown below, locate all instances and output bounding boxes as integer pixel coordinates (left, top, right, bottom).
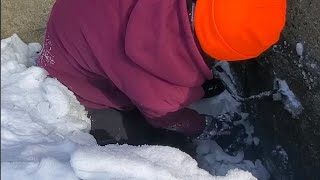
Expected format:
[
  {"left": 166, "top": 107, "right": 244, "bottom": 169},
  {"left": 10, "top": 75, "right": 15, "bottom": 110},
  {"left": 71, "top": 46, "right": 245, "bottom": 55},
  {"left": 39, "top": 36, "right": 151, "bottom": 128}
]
[
  {"left": 2, "top": 158, "right": 78, "bottom": 180},
  {"left": 195, "top": 141, "right": 270, "bottom": 180},
  {"left": 1, "top": 34, "right": 257, "bottom": 180},
  {"left": 71, "top": 145, "right": 214, "bottom": 180}
]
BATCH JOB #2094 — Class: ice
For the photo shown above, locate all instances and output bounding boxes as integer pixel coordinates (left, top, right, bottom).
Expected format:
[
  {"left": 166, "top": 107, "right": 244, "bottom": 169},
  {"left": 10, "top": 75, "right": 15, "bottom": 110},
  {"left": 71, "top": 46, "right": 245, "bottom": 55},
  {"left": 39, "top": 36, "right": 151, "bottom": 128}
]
[
  {"left": 1, "top": 34, "right": 257, "bottom": 180},
  {"left": 215, "top": 61, "right": 237, "bottom": 85},
  {"left": 214, "top": 61, "right": 237, "bottom": 94},
  {"left": 189, "top": 90, "right": 241, "bottom": 117},
  {"left": 251, "top": 160, "right": 270, "bottom": 179},
  {"left": 295, "top": 42, "right": 303, "bottom": 57},
  {"left": 253, "top": 137, "right": 260, "bottom": 146},
  {"left": 233, "top": 113, "right": 255, "bottom": 145},
  {"left": 275, "top": 79, "right": 303, "bottom": 118}
]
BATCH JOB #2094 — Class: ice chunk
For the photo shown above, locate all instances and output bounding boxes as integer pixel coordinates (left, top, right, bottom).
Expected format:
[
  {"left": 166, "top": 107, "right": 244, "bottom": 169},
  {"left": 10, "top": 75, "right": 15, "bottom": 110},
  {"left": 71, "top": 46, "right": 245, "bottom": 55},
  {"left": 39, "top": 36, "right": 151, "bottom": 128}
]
[
  {"left": 296, "top": 42, "right": 303, "bottom": 57},
  {"left": 253, "top": 137, "right": 260, "bottom": 146},
  {"left": 275, "top": 79, "right": 303, "bottom": 118},
  {"left": 189, "top": 90, "right": 241, "bottom": 117}
]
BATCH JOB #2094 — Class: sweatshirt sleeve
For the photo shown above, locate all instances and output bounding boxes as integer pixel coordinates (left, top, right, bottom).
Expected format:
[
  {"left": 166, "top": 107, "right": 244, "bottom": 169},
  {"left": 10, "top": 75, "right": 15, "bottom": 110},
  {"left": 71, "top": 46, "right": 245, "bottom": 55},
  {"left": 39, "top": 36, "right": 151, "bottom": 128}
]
[
  {"left": 110, "top": 66, "right": 206, "bottom": 136},
  {"left": 127, "top": 79, "right": 206, "bottom": 137},
  {"left": 145, "top": 108, "right": 206, "bottom": 137}
]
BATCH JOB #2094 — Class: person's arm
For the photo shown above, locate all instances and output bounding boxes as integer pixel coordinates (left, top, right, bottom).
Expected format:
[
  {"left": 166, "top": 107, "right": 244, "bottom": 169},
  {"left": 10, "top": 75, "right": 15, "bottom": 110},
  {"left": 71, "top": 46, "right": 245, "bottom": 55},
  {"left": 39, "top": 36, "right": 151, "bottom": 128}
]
[
  {"left": 119, "top": 80, "right": 207, "bottom": 137},
  {"left": 144, "top": 107, "right": 206, "bottom": 137},
  {"left": 109, "top": 64, "right": 206, "bottom": 137}
]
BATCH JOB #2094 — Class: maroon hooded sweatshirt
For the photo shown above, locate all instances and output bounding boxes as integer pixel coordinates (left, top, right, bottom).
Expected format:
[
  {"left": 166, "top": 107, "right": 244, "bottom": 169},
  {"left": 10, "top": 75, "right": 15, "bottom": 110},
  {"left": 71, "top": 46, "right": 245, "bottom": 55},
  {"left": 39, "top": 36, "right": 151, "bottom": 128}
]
[{"left": 37, "top": 0, "right": 213, "bottom": 136}]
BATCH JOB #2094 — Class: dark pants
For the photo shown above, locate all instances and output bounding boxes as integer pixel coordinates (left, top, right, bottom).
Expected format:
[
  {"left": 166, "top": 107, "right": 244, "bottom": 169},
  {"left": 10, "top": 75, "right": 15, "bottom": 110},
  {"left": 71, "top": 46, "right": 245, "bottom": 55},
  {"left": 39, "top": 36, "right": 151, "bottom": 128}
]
[
  {"left": 87, "top": 108, "right": 196, "bottom": 156},
  {"left": 87, "top": 108, "right": 152, "bottom": 145}
]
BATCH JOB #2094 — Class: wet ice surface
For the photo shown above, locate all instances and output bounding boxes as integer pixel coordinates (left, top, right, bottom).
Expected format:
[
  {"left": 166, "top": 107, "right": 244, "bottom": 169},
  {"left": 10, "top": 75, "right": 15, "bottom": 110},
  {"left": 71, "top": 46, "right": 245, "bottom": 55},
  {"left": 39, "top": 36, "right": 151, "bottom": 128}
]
[{"left": 1, "top": 34, "right": 258, "bottom": 180}]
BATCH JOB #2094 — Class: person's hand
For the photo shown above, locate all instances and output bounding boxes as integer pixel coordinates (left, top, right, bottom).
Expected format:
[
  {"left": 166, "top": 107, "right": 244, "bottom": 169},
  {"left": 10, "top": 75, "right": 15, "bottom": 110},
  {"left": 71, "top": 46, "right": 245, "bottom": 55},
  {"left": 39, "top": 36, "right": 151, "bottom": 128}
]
[
  {"left": 196, "top": 113, "right": 248, "bottom": 155},
  {"left": 202, "top": 77, "right": 225, "bottom": 99},
  {"left": 196, "top": 113, "right": 243, "bottom": 140}
]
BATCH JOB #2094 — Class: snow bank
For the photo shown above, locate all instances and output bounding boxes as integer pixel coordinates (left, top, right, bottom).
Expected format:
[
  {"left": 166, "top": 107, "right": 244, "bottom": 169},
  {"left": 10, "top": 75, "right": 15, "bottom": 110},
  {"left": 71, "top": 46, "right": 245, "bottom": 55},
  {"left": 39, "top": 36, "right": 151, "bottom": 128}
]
[
  {"left": 1, "top": 34, "right": 95, "bottom": 164},
  {"left": 71, "top": 145, "right": 214, "bottom": 180},
  {"left": 1, "top": 34, "right": 256, "bottom": 180}
]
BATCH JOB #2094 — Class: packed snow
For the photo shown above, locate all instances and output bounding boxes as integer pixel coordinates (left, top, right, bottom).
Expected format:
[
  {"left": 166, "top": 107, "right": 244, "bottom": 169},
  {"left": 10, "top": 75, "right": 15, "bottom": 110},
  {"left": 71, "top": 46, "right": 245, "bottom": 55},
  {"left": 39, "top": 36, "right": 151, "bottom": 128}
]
[{"left": 1, "top": 34, "right": 258, "bottom": 180}]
